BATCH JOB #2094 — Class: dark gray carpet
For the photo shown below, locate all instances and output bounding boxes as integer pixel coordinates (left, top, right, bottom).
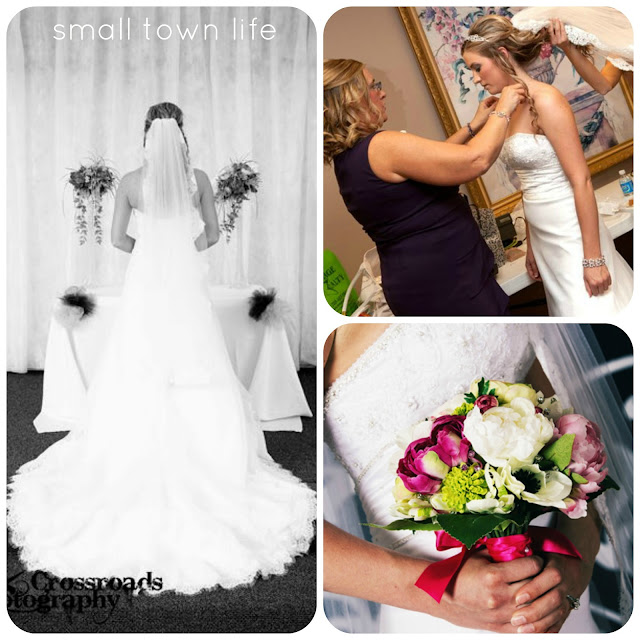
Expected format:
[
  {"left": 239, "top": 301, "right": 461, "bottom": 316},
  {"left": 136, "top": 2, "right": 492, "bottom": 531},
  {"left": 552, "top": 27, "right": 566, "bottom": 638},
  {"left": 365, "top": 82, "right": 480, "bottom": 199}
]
[{"left": 6, "top": 369, "right": 317, "bottom": 633}]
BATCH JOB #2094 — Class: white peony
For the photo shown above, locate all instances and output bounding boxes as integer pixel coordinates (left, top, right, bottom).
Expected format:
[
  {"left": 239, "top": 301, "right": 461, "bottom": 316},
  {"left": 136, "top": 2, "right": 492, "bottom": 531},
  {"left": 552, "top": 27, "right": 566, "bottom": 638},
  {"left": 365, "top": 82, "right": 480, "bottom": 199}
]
[
  {"left": 502, "top": 383, "right": 541, "bottom": 405},
  {"left": 463, "top": 398, "right": 554, "bottom": 468}
]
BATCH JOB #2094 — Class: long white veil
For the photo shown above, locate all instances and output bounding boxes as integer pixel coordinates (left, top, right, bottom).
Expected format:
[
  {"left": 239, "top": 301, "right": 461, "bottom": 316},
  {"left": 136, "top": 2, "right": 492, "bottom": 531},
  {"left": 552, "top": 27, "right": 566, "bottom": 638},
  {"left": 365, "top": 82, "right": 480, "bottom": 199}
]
[
  {"left": 532, "top": 324, "right": 633, "bottom": 626},
  {"left": 512, "top": 7, "right": 634, "bottom": 71},
  {"left": 142, "top": 117, "right": 197, "bottom": 219}
]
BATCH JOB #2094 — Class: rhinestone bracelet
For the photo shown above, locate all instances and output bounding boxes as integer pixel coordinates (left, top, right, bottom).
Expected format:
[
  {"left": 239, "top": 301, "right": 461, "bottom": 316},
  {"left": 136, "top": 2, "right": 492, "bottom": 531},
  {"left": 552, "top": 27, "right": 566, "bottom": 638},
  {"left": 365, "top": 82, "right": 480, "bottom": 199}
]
[
  {"left": 490, "top": 110, "right": 511, "bottom": 122},
  {"left": 582, "top": 256, "right": 606, "bottom": 268}
]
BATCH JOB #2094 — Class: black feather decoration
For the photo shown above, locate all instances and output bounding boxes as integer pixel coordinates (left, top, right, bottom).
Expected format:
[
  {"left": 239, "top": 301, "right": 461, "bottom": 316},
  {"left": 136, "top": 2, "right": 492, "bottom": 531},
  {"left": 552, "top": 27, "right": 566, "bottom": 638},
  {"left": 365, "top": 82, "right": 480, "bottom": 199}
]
[
  {"left": 60, "top": 287, "right": 96, "bottom": 317},
  {"left": 249, "top": 288, "right": 276, "bottom": 321}
]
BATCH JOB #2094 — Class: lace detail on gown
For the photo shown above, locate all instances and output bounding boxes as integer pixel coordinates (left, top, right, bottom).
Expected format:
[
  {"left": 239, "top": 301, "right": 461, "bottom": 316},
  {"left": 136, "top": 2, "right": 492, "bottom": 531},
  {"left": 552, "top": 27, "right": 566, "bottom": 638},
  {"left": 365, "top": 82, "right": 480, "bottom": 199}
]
[
  {"left": 501, "top": 133, "right": 564, "bottom": 173},
  {"left": 325, "top": 324, "right": 534, "bottom": 486}
]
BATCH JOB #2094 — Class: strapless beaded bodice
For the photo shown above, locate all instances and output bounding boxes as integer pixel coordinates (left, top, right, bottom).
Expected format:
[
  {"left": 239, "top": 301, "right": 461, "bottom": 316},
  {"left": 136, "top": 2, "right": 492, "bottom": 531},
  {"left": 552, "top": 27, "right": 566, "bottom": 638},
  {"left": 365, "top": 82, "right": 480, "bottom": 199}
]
[
  {"left": 324, "top": 324, "right": 535, "bottom": 488},
  {"left": 325, "top": 324, "right": 537, "bottom": 551},
  {"left": 500, "top": 133, "right": 572, "bottom": 201}
]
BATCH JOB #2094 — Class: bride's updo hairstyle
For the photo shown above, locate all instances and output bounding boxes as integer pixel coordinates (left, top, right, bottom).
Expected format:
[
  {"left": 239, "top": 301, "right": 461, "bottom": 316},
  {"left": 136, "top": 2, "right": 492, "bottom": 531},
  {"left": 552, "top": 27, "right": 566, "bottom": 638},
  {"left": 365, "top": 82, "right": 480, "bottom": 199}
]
[
  {"left": 143, "top": 102, "right": 189, "bottom": 149},
  {"left": 324, "top": 59, "right": 384, "bottom": 164},
  {"left": 462, "top": 15, "right": 548, "bottom": 132}
]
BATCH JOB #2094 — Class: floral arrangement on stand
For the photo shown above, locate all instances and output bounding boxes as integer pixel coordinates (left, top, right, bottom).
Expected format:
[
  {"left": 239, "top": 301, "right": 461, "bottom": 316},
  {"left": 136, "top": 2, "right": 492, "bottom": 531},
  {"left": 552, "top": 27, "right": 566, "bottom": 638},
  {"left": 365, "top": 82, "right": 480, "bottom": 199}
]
[
  {"left": 68, "top": 157, "right": 118, "bottom": 245},
  {"left": 376, "top": 377, "right": 618, "bottom": 602},
  {"left": 214, "top": 159, "right": 261, "bottom": 242}
]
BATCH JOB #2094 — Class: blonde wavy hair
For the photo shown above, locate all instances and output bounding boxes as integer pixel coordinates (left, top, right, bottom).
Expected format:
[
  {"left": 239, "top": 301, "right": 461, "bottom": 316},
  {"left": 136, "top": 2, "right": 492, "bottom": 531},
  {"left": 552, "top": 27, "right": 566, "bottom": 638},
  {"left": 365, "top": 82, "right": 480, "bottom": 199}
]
[
  {"left": 324, "top": 59, "right": 384, "bottom": 164},
  {"left": 462, "top": 15, "right": 591, "bottom": 134}
]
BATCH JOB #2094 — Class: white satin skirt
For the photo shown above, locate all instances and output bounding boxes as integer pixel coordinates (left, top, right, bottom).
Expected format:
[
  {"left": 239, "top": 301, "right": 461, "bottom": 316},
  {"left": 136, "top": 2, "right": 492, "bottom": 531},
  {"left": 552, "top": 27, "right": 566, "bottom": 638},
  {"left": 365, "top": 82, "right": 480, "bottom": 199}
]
[{"left": 524, "top": 190, "right": 632, "bottom": 317}]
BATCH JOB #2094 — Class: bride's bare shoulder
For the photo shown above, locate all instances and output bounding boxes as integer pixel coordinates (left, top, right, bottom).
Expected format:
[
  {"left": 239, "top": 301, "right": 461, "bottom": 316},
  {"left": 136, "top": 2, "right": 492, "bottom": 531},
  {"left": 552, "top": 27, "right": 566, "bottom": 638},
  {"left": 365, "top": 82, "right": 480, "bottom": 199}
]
[
  {"left": 530, "top": 81, "right": 567, "bottom": 110},
  {"left": 118, "top": 168, "right": 143, "bottom": 190},
  {"left": 193, "top": 168, "right": 212, "bottom": 187},
  {"left": 324, "top": 323, "right": 391, "bottom": 390}
]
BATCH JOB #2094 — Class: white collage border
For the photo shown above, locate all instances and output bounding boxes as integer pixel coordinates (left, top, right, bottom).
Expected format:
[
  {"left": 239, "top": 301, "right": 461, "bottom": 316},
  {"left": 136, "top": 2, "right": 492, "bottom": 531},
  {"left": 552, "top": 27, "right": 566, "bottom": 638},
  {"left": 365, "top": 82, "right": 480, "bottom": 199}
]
[{"left": 1, "top": 1, "right": 638, "bottom": 638}]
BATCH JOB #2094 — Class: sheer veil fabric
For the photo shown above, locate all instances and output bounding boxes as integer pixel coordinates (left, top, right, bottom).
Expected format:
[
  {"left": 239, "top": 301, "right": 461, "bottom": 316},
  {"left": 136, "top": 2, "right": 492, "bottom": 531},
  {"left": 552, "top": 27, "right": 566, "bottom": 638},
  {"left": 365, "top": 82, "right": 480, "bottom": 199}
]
[
  {"left": 512, "top": 6, "right": 633, "bottom": 70},
  {"left": 324, "top": 324, "right": 631, "bottom": 632},
  {"left": 7, "top": 118, "right": 316, "bottom": 594}
]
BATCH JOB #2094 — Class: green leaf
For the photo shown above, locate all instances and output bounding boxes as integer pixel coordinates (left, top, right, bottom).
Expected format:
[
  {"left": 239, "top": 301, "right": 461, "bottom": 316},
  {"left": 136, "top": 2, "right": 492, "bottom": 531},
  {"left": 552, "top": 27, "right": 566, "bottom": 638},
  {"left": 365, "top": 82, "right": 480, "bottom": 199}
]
[
  {"left": 541, "top": 433, "right": 575, "bottom": 470},
  {"left": 537, "top": 457, "right": 555, "bottom": 472},
  {"left": 366, "top": 519, "right": 441, "bottom": 532},
  {"left": 478, "top": 377, "right": 490, "bottom": 396},
  {"left": 436, "top": 513, "right": 506, "bottom": 548},
  {"left": 571, "top": 472, "right": 588, "bottom": 485}
]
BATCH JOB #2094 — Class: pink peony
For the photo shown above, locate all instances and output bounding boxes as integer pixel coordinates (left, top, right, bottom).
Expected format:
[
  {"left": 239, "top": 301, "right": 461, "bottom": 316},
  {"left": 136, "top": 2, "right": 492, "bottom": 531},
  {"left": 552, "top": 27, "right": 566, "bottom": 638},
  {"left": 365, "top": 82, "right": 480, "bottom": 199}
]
[
  {"left": 554, "top": 414, "right": 608, "bottom": 498},
  {"left": 397, "top": 416, "right": 471, "bottom": 494},
  {"left": 561, "top": 494, "right": 588, "bottom": 520},
  {"left": 426, "top": 416, "right": 471, "bottom": 467},
  {"left": 397, "top": 438, "right": 445, "bottom": 494}
]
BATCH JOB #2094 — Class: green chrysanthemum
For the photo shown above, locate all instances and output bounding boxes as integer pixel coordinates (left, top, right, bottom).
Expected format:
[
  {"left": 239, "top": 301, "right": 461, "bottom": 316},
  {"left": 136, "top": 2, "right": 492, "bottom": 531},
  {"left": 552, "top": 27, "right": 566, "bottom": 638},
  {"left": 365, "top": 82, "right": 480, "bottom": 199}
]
[
  {"left": 452, "top": 402, "right": 475, "bottom": 416},
  {"left": 441, "top": 466, "right": 488, "bottom": 513}
]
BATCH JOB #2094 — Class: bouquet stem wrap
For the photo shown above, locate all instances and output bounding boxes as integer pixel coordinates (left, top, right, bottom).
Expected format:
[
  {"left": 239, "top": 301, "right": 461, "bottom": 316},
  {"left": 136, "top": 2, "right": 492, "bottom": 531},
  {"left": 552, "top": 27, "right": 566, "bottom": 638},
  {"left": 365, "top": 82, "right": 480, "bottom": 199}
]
[{"left": 415, "top": 526, "right": 582, "bottom": 603}]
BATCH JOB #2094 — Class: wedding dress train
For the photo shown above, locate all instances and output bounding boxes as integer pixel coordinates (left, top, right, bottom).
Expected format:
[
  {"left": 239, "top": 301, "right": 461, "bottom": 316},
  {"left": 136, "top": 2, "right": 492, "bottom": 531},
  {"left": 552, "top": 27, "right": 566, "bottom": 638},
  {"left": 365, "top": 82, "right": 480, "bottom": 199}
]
[
  {"left": 7, "top": 119, "right": 315, "bottom": 594},
  {"left": 500, "top": 133, "right": 633, "bottom": 316}
]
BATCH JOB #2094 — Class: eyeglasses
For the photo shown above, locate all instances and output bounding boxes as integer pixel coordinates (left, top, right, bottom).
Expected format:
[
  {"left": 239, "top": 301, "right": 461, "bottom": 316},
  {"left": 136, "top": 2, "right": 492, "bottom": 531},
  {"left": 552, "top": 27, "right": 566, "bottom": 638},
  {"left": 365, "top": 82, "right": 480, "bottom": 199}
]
[{"left": 369, "top": 80, "right": 383, "bottom": 92}]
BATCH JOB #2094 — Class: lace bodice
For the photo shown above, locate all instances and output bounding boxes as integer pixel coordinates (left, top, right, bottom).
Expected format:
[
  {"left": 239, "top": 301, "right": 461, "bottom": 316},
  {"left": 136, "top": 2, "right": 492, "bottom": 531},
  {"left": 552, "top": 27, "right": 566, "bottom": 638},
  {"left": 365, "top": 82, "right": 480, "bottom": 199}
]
[
  {"left": 500, "top": 133, "right": 572, "bottom": 201},
  {"left": 324, "top": 324, "right": 536, "bottom": 486}
]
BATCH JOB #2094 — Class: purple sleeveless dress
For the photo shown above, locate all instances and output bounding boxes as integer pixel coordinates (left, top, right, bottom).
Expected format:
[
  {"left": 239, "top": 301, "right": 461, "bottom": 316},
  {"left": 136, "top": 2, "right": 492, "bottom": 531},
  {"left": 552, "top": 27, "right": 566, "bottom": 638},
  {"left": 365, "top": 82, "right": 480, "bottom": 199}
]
[{"left": 333, "top": 132, "right": 509, "bottom": 316}]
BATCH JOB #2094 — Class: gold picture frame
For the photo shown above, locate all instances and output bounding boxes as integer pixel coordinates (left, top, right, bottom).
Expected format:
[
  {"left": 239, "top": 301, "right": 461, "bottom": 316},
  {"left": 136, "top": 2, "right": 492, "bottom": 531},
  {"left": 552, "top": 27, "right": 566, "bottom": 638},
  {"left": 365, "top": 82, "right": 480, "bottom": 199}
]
[{"left": 399, "top": 7, "right": 634, "bottom": 217}]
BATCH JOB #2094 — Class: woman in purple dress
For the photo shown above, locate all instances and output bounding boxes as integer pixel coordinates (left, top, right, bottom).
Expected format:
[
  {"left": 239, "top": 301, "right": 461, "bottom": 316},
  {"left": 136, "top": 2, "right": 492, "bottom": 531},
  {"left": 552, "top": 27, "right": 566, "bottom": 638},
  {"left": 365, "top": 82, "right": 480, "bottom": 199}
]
[{"left": 324, "top": 59, "right": 525, "bottom": 316}]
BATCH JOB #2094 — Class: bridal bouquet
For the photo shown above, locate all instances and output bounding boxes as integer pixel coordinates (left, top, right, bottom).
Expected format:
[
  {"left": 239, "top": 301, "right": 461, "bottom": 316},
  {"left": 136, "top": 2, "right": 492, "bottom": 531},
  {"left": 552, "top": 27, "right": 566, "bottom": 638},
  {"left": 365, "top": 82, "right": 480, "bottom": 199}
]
[
  {"left": 379, "top": 378, "right": 618, "bottom": 602},
  {"left": 214, "top": 159, "right": 260, "bottom": 242},
  {"left": 68, "top": 156, "right": 118, "bottom": 245}
]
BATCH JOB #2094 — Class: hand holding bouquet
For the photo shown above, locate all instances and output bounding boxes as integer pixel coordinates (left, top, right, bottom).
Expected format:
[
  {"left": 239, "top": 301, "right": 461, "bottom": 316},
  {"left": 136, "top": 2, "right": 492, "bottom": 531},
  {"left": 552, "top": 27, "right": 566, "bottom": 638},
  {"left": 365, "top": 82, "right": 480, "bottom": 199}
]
[{"left": 378, "top": 378, "right": 618, "bottom": 602}]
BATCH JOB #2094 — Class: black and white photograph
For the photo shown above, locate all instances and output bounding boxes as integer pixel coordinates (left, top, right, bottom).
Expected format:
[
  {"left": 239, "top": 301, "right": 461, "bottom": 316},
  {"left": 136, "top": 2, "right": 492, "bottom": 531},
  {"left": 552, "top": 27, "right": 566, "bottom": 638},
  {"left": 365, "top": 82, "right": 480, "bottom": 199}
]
[{"left": 6, "top": 6, "right": 316, "bottom": 633}]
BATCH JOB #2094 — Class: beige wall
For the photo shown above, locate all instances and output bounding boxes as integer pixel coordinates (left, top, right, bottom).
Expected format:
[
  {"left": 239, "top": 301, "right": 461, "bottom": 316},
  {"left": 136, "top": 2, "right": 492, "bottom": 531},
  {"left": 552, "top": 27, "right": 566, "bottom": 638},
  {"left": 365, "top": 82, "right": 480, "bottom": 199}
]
[
  {"left": 323, "top": 6, "right": 632, "bottom": 280},
  {"left": 324, "top": 6, "right": 449, "bottom": 278}
]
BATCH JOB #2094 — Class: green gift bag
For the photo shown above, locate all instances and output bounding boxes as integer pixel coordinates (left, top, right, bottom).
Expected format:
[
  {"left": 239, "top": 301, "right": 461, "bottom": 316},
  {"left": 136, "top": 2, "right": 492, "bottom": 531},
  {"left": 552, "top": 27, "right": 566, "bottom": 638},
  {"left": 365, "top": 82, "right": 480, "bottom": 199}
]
[{"left": 323, "top": 250, "right": 359, "bottom": 315}]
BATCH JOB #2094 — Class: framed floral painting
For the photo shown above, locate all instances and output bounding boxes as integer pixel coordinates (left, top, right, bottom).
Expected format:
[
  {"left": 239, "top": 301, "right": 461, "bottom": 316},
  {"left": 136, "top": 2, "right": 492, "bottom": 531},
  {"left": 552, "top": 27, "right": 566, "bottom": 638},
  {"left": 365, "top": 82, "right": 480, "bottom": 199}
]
[{"left": 399, "top": 6, "right": 633, "bottom": 216}]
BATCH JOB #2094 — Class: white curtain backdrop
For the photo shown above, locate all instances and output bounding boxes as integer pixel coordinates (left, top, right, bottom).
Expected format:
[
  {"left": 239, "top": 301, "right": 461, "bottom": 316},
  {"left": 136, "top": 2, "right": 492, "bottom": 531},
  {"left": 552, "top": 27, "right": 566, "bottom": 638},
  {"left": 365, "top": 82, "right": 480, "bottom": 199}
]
[{"left": 6, "top": 6, "right": 316, "bottom": 371}]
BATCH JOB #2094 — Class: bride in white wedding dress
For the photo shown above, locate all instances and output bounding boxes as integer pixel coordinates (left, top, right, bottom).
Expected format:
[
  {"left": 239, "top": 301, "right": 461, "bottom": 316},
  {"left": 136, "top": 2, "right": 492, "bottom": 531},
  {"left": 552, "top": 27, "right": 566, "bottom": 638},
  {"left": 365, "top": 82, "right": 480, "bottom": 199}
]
[
  {"left": 462, "top": 15, "right": 633, "bottom": 317},
  {"left": 7, "top": 103, "right": 315, "bottom": 594},
  {"left": 324, "top": 323, "right": 632, "bottom": 633}
]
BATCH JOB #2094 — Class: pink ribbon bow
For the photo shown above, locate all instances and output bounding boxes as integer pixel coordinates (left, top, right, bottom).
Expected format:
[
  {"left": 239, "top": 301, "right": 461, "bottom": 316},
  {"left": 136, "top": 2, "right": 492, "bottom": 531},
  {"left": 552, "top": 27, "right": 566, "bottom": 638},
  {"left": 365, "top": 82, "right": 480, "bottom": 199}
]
[{"left": 414, "top": 526, "right": 582, "bottom": 603}]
